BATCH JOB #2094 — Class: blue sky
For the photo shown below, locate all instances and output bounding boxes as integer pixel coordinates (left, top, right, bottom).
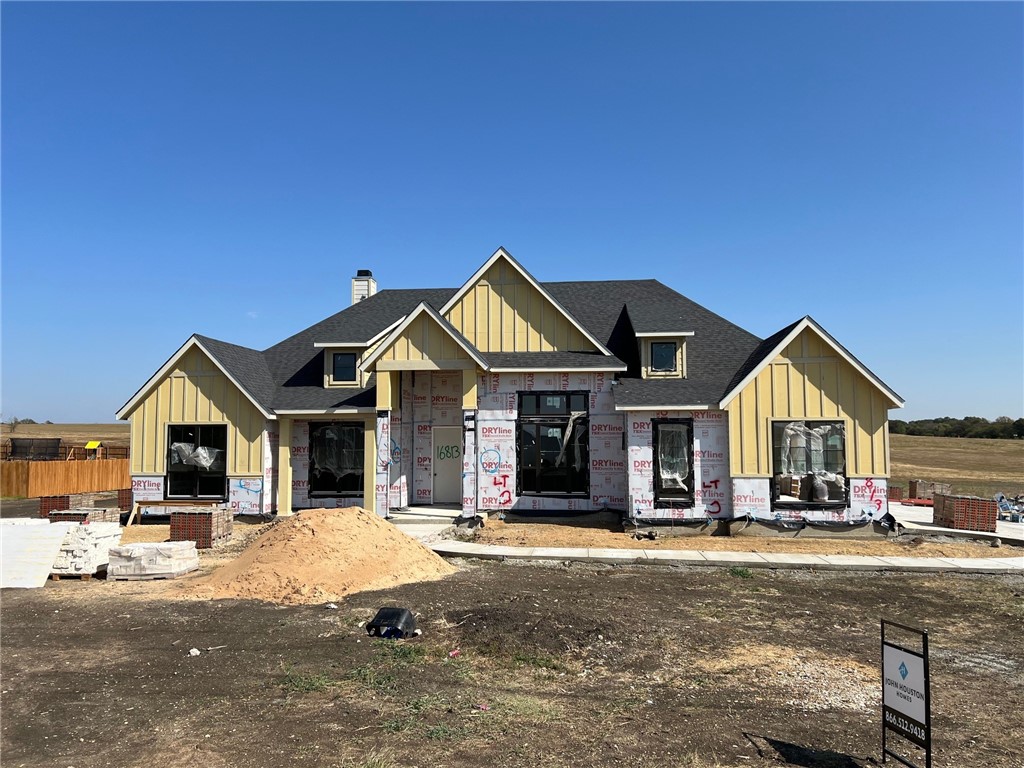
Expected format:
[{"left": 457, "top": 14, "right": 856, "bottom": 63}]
[{"left": 2, "top": 2, "right": 1021, "bottom": 423}]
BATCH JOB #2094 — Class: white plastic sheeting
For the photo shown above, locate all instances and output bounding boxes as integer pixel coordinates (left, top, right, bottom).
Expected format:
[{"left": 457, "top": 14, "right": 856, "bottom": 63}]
[
  {"left": 169, "top": 442, "right": 222, "bottom": 469},
  {"left": 656, "top": 422, "right": 690, "bottom": 492},
  {"left": 0, "top": 520, "right": 78, "bottom": 588}
]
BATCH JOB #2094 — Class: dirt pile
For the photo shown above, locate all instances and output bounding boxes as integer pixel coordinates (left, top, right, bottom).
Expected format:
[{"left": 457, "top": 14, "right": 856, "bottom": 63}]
[{"left": 182, "top": 507, "right": 456, "bottom": 605}]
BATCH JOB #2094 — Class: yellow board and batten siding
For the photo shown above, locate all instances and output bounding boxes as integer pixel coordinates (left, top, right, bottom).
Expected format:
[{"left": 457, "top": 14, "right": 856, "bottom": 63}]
[
  {"left": 128, "top": 346, "right": 264, "bottom": 476},
  {"left": 725, "top": 328, "right": 890, "bottom": 478},
  {"left": 378, "top": 313, "right": 473, "bottom": 367},
  {"left": 444, "top": 260, "right": 594, "bottom": 353}
]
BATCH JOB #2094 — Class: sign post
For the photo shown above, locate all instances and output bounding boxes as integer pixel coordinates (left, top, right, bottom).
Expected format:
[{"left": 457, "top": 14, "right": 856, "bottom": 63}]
[{"left": 881, "top": 619, "right": 932, "bottom": 768}]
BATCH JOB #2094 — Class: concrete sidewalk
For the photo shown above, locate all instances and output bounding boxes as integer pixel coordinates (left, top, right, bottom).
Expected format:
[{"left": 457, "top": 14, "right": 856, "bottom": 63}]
[
  {"left": 390, "top": 503, "right": 1024, "bottom": 574},
  {"left": 425, "top": 538, "right": 1024, "bottom": 574}
]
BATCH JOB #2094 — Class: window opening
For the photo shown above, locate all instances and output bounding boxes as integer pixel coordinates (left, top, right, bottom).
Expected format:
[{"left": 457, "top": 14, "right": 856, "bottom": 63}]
[
  {"left": 772, "top": 420, "right": 847, "bottom": 506},
  {"left": 650, "top": 342, "right": 677, "bottom": 372},
  {"left": 332, "top": 352, "right": 357, "bottom": 383},
  {"left": 309, "top": 422, "right": 365, "bottom": 496},
  {"left": 167, "top": 425, "right": 227, "bottom": 498},
  {"left": 653, "top": 419, "right": 694, "bottom": 506},
  {"left": 517, "top": 392, "right": 589, "bottom": 496}
]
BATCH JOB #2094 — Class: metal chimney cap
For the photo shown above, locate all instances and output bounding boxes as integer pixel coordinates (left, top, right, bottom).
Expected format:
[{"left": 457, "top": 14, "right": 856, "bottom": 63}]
[{"left": 356, "top": 269, "right": 373, "bottom": 277}]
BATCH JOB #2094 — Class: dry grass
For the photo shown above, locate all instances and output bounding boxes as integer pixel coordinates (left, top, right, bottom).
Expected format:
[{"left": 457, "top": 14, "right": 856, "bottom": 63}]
[
  {"left": 890, "top": 433, "right": 1024, "bottom": 498},
  {"left": 1, "top": 422, "right": 130, "bottom": 446}
]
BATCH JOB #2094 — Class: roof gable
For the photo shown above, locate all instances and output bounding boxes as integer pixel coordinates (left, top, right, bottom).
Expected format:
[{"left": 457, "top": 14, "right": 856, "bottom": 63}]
[
  {"left": 116, "top": 335, "right": 276, "bottom": 420},
  {"left": 361, "top": 303, "right": 490, "bottom": 371},
  {"left": 441, "top": 247, "right": 612, "bottom": 355},
  {"left": 718, "top": 316, "right": 904, "bottom": 409}
]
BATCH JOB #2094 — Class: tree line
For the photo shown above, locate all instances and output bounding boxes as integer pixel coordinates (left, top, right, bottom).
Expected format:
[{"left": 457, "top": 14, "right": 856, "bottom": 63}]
[{"left": 890, "top": 416, "right": 1024, "bottom": 439}]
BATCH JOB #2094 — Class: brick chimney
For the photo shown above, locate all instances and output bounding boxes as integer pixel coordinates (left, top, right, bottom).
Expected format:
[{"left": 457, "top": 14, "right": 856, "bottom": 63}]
[{"left": 351, "top": 269, "right": 377, "bottom": 305}]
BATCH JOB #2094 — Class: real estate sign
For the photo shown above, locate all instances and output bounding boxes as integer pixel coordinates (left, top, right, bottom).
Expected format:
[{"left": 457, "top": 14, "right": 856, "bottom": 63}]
[{"left": 881, "top": 620, "right": 931, "bottom": 767}]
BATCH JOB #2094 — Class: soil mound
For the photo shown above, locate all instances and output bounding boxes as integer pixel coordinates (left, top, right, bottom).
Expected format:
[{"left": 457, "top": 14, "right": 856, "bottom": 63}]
[{"left": 184, "top": 507, "right": 456, "bottom": 605}]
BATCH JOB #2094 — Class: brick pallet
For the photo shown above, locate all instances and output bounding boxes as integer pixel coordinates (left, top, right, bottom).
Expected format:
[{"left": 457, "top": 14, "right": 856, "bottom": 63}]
[
  {"left": 108, "top": 541, "right": 199, "bottom": 580},
  {"left": 50, "top": 521, "right": 122, "bottom": 578},
  {"left": 49, "top": 507, "right": 122, "bottom": 524},
  {"left": 908, "top": 480, "right": 952, "bottom": 500},
  {"left": 933, "top": 493, "right": 998, "bottom": 533},
  {"left": 116, "top": 488, "right": 133, "bottom": 511},
  {"left": 39, "top": 495, "right": 71, "bottom": 518},
  {"left": 170, "top": 507, "right": 233, "bottom": 549},
  {"left": 887, "top": 486, "right": 904, "bottom": 502}
]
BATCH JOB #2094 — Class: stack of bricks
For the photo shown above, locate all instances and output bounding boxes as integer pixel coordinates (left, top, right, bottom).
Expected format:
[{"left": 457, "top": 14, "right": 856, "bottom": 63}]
[
  {"left": 933, "top": 494, "right": 998, "bottom": 533},
  {"left": 108, "top": 541, "right": 200, "bottom": 580},
  {"left": 170, "top": 506, "right": 233, "bottom": 549},
  {"left": 70, "top": 491, "right": 114, "bottom": 508},
  {"left": 908, "top": 480, "right": 953, "bottom": 500},
  {"left": 49, "top": 507, "right": 123, "bottom": 524},
  {"left": 887, "top": 486, "right": 904, "bottom": 502},
  {"left": 117, "top": 489, "right": 133, "bottom": 511},
  {"left": 39, "top": 495, "right": 71, "bottom": 518},
  {"left": 51, "top": 522, "right": 123, "bottom": 578}
]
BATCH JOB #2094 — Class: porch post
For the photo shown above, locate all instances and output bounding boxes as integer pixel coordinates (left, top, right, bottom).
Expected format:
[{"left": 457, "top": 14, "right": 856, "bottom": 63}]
[
  {"left": 277, "top": 417, "right": 293, "bottom": 516},
  {"left": 461, "top": 368, "right": 479, "bottom": 518}
]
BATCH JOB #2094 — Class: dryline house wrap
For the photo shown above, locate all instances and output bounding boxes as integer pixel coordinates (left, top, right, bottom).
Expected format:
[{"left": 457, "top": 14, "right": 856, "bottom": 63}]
[{"left": 117, "top": 249, "right": 903, "bottom": 532}]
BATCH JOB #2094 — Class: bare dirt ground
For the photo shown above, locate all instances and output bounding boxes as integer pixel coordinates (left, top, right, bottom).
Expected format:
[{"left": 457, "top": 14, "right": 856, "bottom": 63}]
[
  {"left": 3, "top": 559, "right": 1022, "bottom": 768},
  {"left": 472, "top": 514, "right": 1018, "bottom": 559}
]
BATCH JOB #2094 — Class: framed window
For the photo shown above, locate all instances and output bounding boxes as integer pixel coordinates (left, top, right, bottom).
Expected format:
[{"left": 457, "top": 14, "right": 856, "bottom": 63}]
[
  {"left": 166, "top": 425, "right": 227, "bottom": 498},
  {"left": 653, "top": 419, "right": 694, "bottom": 506},
  {"left": 332, "top": 352, "right": 358, "bottom": 383},
  {"left": 517, "top": 392, "right": 589, "bottom": 496},
  {"left": 650, "top": 342, "right": 677, "bottom": 372},
  {"left": 309, "top": 422, "right": 364, "bottom": 497},
  {"left": 771, "top": 420, "right": 847, "bottom": 507}
]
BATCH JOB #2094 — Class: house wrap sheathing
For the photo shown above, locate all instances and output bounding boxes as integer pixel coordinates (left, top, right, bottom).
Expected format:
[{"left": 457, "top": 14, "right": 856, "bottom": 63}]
[{"left": 117, "top": 248, "right": 903, "bottom": 531}]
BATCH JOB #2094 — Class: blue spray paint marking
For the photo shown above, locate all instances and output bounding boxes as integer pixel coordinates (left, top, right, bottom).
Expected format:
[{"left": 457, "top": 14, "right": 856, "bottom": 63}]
[{"left": 480, "top": 449, "right": 501, "bottom": 474}]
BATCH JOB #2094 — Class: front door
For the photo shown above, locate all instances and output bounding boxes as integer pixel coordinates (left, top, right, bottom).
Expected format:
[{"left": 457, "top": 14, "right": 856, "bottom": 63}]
[{"left": 432, "top": 426, "right": 462, "bottom": 504}]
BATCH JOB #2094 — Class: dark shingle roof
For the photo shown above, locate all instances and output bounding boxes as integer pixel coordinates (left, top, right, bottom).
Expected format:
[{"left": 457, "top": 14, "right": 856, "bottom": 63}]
[
  {"left": 549, "top": 280, "right": 762, "bottom": 408},
  {"left": 719, "top": 318, "right": 804, "bottom": 402},
  {"left": 189, "top": 277, "right": 764, "bottom": 413},
  {"left": 194, "top": 334, "right": 277, "bottom": 413}
]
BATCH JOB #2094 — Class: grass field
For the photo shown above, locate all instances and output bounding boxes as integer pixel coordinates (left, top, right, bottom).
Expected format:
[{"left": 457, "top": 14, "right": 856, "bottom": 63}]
[
  {"left": 2, "top": 424, "right": 1020, "bottom": 499},
  {"left": 0, "top": 422, "right": 130, "bottom": 446},
  {"left": 889, "top": 433, "right": 1024, "bottom": 498}
]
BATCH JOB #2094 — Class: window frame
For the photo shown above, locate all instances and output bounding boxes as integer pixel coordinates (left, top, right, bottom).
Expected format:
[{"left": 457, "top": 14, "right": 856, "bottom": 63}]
[
  {"left": 770, "top": 419, "right": 849, "bottom": 510},
  {"left": 641, "top": 337, "right": 687, "bottom": 379},
  {"left": 165, "top": 423, "right": 228, "bottom": 500},
  {"left": 331, "top": 352, "right": 359, "bottom": 385},
  {"left": 308, "top": 421, "right": 366, "bottom": 498},
  {"left": 516, "top": 391, "right": 590, "bottom": 497},
  {"left": 653, "top": 418, "right": 695, "bottom": 508},
  {"left": 650, "top": 341, "right": 678, "bottom": 373}
]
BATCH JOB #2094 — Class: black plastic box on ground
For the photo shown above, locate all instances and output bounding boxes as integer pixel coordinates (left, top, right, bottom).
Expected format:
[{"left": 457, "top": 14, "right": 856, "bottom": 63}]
[{"left": 366, "top": 607, "right": 417, "bottom": 639}]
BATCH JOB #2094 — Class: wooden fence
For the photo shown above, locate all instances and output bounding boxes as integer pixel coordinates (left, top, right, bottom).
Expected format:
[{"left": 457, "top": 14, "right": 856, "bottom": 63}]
[
  {"left": 1, "top": 459, "right": 130, "bottom": 498},
  {"left": 0, "top": 444, "right": 129, "bottom": 461}
]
